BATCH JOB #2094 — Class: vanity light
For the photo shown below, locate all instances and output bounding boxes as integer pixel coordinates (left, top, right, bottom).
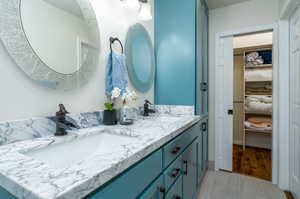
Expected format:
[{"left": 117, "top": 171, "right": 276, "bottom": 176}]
[
  {"left": 123, "top": 0, "right": 140, "bottom": 9},
  {"left": 122, "top": 0, "right": 152, "bottom": 21},
  {"left": 139, "top": 0, "right": 152, "bottom": 21}
]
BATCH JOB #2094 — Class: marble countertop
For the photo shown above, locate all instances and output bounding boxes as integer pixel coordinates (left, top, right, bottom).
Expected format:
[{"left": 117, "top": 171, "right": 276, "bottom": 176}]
[{"left": 0, "top": 114, "right": 201, "bottom": 199}]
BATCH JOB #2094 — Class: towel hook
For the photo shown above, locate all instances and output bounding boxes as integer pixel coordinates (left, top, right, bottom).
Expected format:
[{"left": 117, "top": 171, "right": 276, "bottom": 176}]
[{"left": 109, "top": 37, "right": 124, "bottom": 54}]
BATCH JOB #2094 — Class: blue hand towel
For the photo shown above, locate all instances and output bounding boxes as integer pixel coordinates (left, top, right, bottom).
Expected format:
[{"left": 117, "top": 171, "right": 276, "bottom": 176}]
[{"left": 105, "top": 52, "right": 128, "bottom": 96}]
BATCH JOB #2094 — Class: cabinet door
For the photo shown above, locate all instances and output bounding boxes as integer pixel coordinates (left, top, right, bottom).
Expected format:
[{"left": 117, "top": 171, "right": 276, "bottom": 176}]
[
  {"left": 138, "top": 176, "right": 164, "bottom": 199},
  {"left": 197, "top": 133, "right": 203, "bottom": 184},
  {"left": 182, "top": 141, "right": 197, "bottom": 199},
  {"left": 155, "top": 0, "right": 196, "bottom": 106},
  {"left": 202, "top": 120, "right": 208, "bottom": 171},
  {"left": 165, "top": 176, "right": 182, "bottom": 199}
]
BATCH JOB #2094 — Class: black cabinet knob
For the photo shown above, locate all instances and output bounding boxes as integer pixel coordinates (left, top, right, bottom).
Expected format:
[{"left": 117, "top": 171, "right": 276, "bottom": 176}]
[
  {"left": 171, "top": 146, "right": 181, "bottom": 154},
  {"left": 170, "top": 168, "right": 181, "bottom": 178}
]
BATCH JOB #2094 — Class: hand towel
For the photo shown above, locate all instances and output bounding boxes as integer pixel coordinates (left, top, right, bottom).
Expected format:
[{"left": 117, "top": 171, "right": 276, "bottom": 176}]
[{"left": 105, "top": 52, "right": 128, "bottom": 96}]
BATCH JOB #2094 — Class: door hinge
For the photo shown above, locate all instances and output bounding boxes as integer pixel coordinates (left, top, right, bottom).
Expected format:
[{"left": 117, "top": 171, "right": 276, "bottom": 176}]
[
  {"left": 201, "top": 122, "right": 207, "bottom": 131},
  {"left": 200, "top": 82, "right": 208, "bottom": 92}
]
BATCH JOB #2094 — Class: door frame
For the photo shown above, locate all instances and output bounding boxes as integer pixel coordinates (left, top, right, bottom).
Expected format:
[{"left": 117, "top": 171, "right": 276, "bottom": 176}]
[{"left": 214, "top": 23, "right": 284, "bottom": 186}]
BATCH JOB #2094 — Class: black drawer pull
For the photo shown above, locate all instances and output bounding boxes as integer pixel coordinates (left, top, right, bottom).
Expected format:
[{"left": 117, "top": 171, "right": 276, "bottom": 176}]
[
  {"left": 170, "top": 168, "right": 181, "bottom": 178},
  {"left": 173, "top": 196, "right": 181, "bottom": 199},
  {"left": 171, "top": 146, "right": 181, "bottom": 154},
  {"left": 159, "top": 187, "right": 166, "bottom": 198},
  {"left": 183, "top": 160, "right": 188, "bottom": 175}
]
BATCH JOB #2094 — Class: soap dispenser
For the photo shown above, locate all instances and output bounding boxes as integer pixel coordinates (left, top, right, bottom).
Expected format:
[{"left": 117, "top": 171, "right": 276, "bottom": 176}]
[{"left": 120, "top": 100, "right": 134, "bottom": 125}]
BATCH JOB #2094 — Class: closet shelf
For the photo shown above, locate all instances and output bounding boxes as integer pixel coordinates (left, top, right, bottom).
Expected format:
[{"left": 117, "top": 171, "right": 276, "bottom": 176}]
[
  {"left": 245, "top": 80, "right": 272, "bottom": 83},
  {"left": 245, "top": 64, "right": 272, "bottom": 69},
  {"left": 245, "top": 129, "right": 272, "bottom": 134},
  {"left": 245, "top": 112, "right": 272, "bottom": 116},
  {"left": 245, "top": 94, "right": 272, "bottom": 97}
]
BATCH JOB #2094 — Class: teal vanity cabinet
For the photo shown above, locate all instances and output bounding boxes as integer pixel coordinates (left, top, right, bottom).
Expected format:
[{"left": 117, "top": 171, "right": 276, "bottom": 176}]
[
  {"left": 0, "top": 187, "right": 16, "bottom": 199},
  {"left": 87, "top": 149, "right": 163, "bottom": 199},
  {"left": 86, "top": 121, "right": 208, "bottom": 199},
  {"left": 155, "top": 0, "right": 209, "bottom": 116}
]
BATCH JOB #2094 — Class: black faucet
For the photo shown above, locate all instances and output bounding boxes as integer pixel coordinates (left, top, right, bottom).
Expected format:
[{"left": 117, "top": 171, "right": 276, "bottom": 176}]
[
  {"left": 143, "top": 100, "right": 156, "bottom": 116},
  {"left": 54, "top": 104, "right": 80, "bottom": 136}
]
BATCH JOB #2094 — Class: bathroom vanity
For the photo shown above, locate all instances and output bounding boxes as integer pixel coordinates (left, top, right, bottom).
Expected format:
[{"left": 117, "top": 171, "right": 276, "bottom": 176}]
[{"left": 0, "top": 107, "right": 208, "bottom": 199}]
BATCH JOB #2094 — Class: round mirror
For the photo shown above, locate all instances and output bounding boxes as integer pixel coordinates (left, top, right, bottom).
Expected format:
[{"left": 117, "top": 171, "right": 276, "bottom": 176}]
[
  {"left": 125, "top": 24, "right": 155, "bottom": 93},
  {"left": 0, "top": 0, "right": 100, "bottom": 90}
]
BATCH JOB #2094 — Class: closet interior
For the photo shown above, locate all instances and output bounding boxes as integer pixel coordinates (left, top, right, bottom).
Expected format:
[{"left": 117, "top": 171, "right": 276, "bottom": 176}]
[{"left": 232, "top": 32, "right": 273, "bottom": 181}]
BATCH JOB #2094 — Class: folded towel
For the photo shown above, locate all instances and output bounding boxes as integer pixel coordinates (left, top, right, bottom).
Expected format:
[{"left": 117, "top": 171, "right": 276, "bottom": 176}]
[
  {"left": 246, "top": 52, "right": 264, "bottom": 67},
  {"left": 245, "top": 96, "right": 272, "bottom": 113},
  {"left": 105, "top": 52, "right": 128, "bottom": 96},
  {"left": 245, "top": 68, "right": 272, "bottom": 82},
  {"left": 244, "top": 121, "right": 272, "bottom": 131},
  {"left": 248, "top": 116, "right": 272, "bottom": 124}
]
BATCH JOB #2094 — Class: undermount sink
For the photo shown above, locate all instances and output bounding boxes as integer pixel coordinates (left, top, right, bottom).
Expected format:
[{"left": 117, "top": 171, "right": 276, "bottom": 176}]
[{"left": 24, "top": 132, "right": 136, "bottom": 169}]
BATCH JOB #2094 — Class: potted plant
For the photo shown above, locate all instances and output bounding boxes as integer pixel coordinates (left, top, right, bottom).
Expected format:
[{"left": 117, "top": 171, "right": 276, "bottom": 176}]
[{"left": 103, "top": 88, "right": 120, "bottom": 125}]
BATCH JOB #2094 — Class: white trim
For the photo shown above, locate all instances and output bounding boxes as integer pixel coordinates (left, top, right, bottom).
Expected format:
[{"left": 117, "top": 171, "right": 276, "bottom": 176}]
[
  {"left": 277, "top": 20, "right": 290, "bottom": 190},
  {"left": 280, "top": 0, "right": 300, "bottom": 19},
  {"left": 219, "top": 24, "right": 274, "bottom": 38},
  {"left": 214, "top": 24, "right": 281, "bottom": 186},
  {"left": 272, "top": 23, "right": 279, "bottom": 185}
]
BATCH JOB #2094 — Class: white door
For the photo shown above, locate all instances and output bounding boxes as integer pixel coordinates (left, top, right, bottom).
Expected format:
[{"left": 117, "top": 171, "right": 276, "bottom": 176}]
[
  {"left": 215, "top": 36, "right": 234, "bottom": 171},
  {"left": 290, "top": 6, "right": 300, "bottom": 199}
]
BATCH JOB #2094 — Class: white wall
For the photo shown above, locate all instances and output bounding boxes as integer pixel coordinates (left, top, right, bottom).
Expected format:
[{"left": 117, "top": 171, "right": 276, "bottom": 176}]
[
  {"left": 21, "top": 0, "right": 90, "bottom": 74},
  {"left": 208, "top": 0, "right": 279, "bottom": 161},
  {"left": 0, "top": 0, "right": 154, "bottom": 121}
]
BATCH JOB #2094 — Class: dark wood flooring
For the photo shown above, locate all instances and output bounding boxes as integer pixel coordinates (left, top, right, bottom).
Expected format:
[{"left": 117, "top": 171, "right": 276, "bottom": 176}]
[
  {"left": 233, "top": 144, "right": 272, "bottom": 181},
  {"left": 284, "top": 191, "right": 295, "bottom": 199}
]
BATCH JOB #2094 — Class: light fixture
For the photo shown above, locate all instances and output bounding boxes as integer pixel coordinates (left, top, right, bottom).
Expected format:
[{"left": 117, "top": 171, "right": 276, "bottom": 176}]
[
  {"left": 121, "top": 0, "right": 152, "bottom": 21},
  {"left": 138, "top": 0, "right": 152, "bottom": 21},
  {"left": 123, "top": 0, "right": 140, "bottom": 9}
]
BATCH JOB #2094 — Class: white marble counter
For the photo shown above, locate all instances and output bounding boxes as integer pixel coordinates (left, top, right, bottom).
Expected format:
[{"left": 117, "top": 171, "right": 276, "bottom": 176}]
[{"left": 0, "top": 113, "right": 201, "bottom": 199}]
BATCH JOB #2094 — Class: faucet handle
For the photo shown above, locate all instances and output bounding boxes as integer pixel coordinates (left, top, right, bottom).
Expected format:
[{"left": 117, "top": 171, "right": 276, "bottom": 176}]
[
  {"left": 56, "top": 104, "right": 69, "bottom": 117},
  {"left": 145, "top": 100, "right": 152, "bottom": 105}
]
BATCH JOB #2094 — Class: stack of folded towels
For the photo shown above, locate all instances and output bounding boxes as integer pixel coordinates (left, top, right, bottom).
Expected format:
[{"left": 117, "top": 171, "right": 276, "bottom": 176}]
[
  {"left": 244, "top": 116, "right": 272, "bottom": 131},
  {"left": 246, "top": 83, "right": 272, "bottom": 95},
  {"left": 246, "top": 52, "right": 264, "bottom": 67},
  {"left": 245, "top": 68, "right": 272, "bottom": 82},
  {"left": 245, "top": 95, "right": 272, "bottom": 113}
]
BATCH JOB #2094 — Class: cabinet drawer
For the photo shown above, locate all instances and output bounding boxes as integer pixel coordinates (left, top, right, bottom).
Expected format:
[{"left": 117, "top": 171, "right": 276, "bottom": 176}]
[
  {"left": 165, "top": 176, "right": 183, "bottom": 199},
  {"left": 163, "top": 124, "right": 198, "bottom": 168},
  {"left": 138, "top": 175, "right": 164, "bottom": 199},
  {"left": 87, "top": 149, "right": 163, "bottom": 199},
  {"left": 164, "top": 155, "right": 182, "bottom": 191}
]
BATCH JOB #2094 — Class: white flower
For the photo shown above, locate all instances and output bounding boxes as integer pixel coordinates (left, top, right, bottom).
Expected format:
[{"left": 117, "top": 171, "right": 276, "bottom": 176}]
[
  {"left": 111, "top": 87, "right": 121, "bottom": 99},
  {"left": 122, "top": 89, "right": 138, "bottom": 102}
]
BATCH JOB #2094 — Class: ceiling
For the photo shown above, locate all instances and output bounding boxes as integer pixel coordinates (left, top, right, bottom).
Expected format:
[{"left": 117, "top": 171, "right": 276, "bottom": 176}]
[
  {"left": 206, "top": 0, "right": 250, "bottom": 9},
  {"left": 42, "top": 0, "right": 84, "bottom": 19}
]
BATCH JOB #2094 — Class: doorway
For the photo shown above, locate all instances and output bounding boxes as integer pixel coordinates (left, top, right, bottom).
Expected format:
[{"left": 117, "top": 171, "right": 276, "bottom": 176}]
[
  {"left": 232, "top": 32, "right": 273, "bottom": 181},
  {"left": 214, "top": 25, "right": 279, "bottom": 184}
]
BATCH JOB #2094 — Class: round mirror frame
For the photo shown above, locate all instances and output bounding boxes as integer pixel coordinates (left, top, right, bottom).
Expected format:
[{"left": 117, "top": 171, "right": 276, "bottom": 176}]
[
  {"left": 0, "top": 0, "right": 100, "bottom": 90},
  {"left": 125, "top": 23, "right": 155, "bottom": 93}
]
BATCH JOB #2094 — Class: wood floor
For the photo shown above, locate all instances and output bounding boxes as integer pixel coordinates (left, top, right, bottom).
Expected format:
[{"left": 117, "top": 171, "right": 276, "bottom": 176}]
[
  {"left": 233, "top": 144, "right": 272, "bottom": 181},
  {"left": 198, "top": 171, "right": 286, "bottom": 199}
]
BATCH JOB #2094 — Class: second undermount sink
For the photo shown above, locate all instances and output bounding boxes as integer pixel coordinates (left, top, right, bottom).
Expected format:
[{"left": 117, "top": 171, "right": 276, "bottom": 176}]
[{"left": 24, "top": 132, "right": 137, "bottom": 169}]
